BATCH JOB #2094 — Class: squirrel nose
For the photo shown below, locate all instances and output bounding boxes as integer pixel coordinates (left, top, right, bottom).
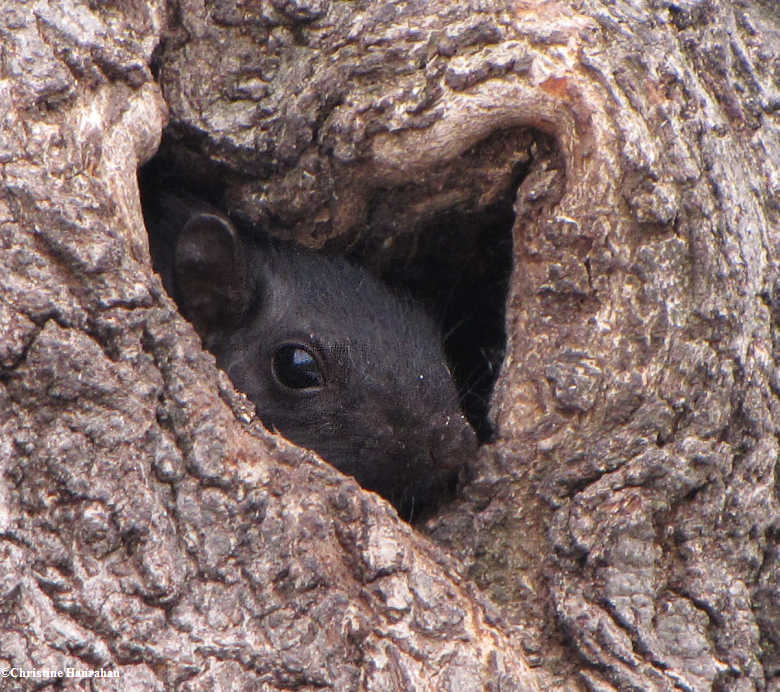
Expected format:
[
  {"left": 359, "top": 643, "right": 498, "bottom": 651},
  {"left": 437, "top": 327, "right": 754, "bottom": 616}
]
[{"left": 429, "top": 413, "right": 478, "bottom": 469}]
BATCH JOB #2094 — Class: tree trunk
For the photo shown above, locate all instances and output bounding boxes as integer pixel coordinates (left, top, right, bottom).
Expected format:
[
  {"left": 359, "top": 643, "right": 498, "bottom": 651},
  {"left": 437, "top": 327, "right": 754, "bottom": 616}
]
[{"left": 1, "top": 0, "right": 777, "bottom": 690}]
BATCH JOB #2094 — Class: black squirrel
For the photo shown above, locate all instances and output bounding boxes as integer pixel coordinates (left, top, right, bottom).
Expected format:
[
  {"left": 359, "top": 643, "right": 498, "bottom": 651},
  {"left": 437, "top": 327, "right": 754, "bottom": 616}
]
[{"left": 146, "top": 194, "right": 477, "bottom": 519}]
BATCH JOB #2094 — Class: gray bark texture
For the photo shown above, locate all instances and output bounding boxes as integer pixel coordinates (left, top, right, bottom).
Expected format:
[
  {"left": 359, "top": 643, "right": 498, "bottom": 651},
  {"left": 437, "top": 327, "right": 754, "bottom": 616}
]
[{"left": 0, "top": 0, "right": 777, "bottom": 690}]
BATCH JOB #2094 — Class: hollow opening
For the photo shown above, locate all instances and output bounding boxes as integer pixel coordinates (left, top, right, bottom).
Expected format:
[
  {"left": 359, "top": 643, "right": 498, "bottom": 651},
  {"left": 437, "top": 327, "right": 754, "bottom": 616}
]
[{"left": 140, "top": 126, "right": 553, "bottom": 516}]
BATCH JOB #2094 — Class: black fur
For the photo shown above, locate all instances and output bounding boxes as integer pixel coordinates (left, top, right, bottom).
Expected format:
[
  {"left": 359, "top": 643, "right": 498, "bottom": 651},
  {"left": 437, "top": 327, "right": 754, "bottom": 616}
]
[{"left": 146, "top": 194, "right": 477, "bottom": 519}]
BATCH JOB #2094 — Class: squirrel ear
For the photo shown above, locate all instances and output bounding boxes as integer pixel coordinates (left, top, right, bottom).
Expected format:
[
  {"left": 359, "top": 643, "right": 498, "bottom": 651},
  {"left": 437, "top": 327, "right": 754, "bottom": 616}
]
[{"left": 174, "top": 212, "right": 250, "bottom": 335}]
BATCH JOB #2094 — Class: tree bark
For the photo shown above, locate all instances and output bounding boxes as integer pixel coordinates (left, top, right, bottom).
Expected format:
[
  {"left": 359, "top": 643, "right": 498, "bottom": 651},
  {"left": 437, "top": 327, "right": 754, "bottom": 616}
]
[{"left": 1, "top": 0, "right": 777, "bottom": 690}]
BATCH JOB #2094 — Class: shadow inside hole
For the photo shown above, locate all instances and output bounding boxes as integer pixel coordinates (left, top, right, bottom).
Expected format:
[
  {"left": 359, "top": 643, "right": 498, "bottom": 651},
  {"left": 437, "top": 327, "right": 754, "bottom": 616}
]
[
  {"left": 354, "top": 206, "right": 516, "bottom": 443},
  {"left": 403, "top": 204, "right": 515, "bottom": 442},
  {"left": 350, "top": 163, "right": 526, "bottom": 443}
]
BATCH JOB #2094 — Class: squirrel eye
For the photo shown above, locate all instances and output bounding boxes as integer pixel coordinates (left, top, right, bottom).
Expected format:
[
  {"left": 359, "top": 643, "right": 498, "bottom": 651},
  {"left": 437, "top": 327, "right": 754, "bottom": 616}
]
[{"left": 271, "top": 344, "right": 325, "bottom": 390}]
